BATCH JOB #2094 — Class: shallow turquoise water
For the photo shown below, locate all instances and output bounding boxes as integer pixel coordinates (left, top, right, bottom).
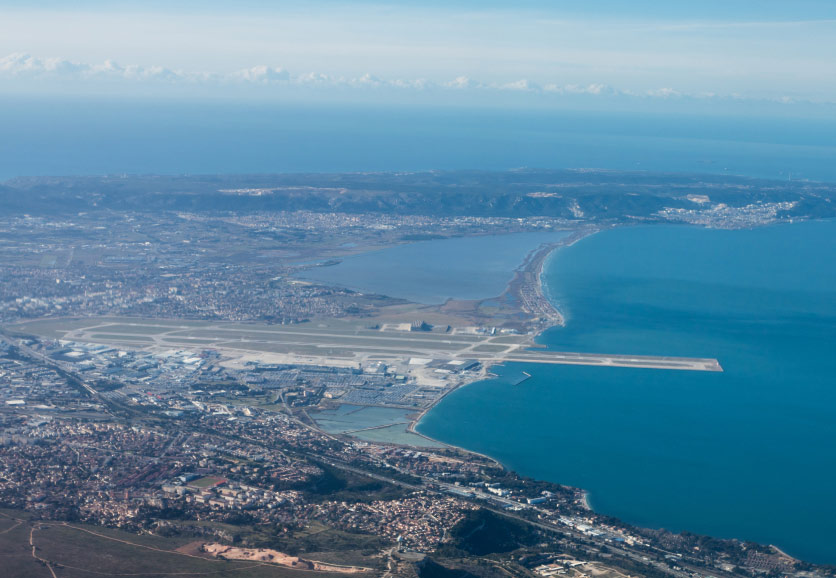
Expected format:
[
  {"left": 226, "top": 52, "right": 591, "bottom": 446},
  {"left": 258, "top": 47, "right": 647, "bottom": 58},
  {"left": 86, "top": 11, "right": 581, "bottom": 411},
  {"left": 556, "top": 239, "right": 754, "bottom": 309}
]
[{"left": 418, "top": 221, "right": 836, "bottom": 564}]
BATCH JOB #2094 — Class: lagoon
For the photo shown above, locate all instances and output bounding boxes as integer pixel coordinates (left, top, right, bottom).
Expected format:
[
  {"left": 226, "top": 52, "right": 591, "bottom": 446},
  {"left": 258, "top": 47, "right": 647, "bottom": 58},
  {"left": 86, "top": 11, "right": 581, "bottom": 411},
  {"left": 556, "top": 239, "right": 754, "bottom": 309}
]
[{"left": 300, "top": 231, "right": 569, "bottom": 304}]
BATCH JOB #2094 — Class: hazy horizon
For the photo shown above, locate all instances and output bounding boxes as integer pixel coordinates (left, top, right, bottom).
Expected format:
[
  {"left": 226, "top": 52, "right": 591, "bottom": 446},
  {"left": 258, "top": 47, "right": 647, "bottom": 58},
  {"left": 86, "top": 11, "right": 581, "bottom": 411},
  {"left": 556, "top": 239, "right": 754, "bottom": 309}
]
[{"left": 3, "top": 1, "right": 836, "bottom": 114}]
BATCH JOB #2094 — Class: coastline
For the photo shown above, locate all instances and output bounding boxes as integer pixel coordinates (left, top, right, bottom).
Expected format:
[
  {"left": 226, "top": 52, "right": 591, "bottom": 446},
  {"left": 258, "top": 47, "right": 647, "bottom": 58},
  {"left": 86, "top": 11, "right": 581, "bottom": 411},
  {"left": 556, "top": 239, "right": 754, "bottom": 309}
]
[
  {"left": 10, "top": 222, "right": 833, "bottom": 566},
  {"left": 501, "top": 227, "right": 596, "bottom": 330},
  {"left": 535, "top": 227, "right": 600, "bottom": 326},
  {"left": 402, "top": 222, "right": 836, "bottom": 565},
  {"left": 405, "top": 365, "right": 506, "bottom": 466},
  {"left": 581, "top": 490, "right": 592, "bottom": 511},
  {"left": 406, "top": 226, "right": 601, "bottom": 463}
]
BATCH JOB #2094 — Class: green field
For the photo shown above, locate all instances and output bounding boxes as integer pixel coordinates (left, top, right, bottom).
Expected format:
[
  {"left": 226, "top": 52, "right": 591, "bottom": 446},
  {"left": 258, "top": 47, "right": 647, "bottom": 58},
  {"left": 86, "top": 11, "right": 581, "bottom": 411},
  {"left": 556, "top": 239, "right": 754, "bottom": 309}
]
[{"left": 189, "top": 475, "right": 228, "bottom": 488}]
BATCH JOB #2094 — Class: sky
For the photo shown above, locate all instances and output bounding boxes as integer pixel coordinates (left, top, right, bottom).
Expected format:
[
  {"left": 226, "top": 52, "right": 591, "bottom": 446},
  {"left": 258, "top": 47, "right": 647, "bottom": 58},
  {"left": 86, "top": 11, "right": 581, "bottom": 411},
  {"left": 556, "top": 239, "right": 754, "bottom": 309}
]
[{"left": 1, "top": 1, "right": 836, "bottom": 112}]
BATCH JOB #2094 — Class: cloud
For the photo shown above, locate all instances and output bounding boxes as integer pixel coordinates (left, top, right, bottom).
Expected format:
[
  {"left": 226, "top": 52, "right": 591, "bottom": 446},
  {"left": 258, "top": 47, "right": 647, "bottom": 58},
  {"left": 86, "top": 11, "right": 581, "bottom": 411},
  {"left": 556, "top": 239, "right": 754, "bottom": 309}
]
[
  {"left": 231, "top": 65, "right": 290, "bottom": 83},
  {"left": 498, "top": 79, "right": 539, "bottom": 92},
  {"left": 543, "top": 82, "right": 616, "bottom": 96},
  {"left": 645, "top": 87, "right": 682, "bottom": 98},
  {"left": 0, "top": 52, "right": 829, "bottom": 108},
  {"left": 295, "top": 71, "right": 332, "bottom": 85},
  {"left": 444, "top": 76, "right": 476, "bottom": 89},
  {"left": 389, "top": 77, "right": 430, "bottom": 90},
  {"left": 0, "top": 52, "right": 197, "bottom": 83},
  {"left": 350, "top": 73, "right": 383, "bottom": 87},
  {"left": 2, "top": 5, "right": 834, "bottom": 107},
  {"left": 1, "top": 52, "right": 84, "bottom": 75}
]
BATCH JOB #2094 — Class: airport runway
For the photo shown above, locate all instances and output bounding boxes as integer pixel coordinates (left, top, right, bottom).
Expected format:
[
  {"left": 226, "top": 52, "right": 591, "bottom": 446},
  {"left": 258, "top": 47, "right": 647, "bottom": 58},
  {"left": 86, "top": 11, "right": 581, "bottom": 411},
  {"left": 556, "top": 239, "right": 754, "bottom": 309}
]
[{"left": 14, "top": 318, "right": 723, "bottom": 373}]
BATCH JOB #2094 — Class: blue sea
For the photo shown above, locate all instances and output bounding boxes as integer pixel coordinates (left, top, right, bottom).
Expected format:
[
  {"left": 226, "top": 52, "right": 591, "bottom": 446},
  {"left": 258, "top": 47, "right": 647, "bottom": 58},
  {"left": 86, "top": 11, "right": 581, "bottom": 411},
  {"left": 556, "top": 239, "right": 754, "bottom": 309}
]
[
  {"left": 4, "top": 97, "right": 836, "bottom": 562},
  {"left": 418, "top": 221, "right": 836, "bottom": 564},
  {"left": 2, "top": 97, "right": 836, "bottom": 181}
]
